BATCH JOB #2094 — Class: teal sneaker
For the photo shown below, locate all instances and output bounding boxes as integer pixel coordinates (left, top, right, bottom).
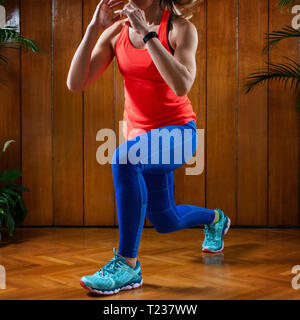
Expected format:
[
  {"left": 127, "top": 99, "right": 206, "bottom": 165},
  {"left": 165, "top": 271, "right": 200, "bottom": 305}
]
[
  {"left": 80, "top": 248, "right": 143, "bottom": 295},
  {"left": 202, "top": 209, "right": 231, "bottom": 253}
]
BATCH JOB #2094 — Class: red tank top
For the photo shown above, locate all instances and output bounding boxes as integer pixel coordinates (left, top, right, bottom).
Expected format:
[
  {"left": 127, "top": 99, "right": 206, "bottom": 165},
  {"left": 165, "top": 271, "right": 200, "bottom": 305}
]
[{"left": 115, "top": 8, "right": 197, "bottom": 141}]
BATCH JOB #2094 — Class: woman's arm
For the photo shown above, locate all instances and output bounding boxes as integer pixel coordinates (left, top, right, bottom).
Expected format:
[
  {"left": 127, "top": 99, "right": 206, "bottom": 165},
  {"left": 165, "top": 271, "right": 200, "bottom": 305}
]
[
  {"left": 66, "top": 25, "right": 105, "bottom": 92},
  {"left": 66, "top": 0, "right": 124, "bottom": 92},
  {"left": 145, "top": 20, "right": 198, "bottom": 96}
]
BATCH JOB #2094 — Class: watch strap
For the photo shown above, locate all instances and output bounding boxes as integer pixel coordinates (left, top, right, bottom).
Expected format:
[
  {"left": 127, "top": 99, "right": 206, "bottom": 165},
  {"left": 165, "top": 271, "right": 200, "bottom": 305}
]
[{"left": 143, "top": 31, "right": 159, "bottom": 44}]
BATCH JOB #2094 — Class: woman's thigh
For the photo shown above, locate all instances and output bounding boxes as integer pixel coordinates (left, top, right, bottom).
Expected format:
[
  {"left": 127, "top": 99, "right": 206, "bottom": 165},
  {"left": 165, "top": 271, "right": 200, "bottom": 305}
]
[
  {"left": 141, "top": 171, "right": 173, "bottom": 213},
  {"left": 113, "top": 121, "right": 197, "bottom": 174}
]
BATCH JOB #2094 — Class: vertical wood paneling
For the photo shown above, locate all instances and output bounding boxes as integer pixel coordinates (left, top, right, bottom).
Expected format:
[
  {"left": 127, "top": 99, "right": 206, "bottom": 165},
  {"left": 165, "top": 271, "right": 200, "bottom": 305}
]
[
  {"left": 1, "top": 1, "right": 299, "bottom": 227},
  {"left": 237, "top": 0, "right": 268, "bottom": 225},
  {"left": 268, "top": 0, "right": 299, "bottom": 225},
  {"left": 0, "top": 0, "right": 20, "bottom": 189},
  {"left": 115, "top": 26, "right": 126, "bottom": 227},
  {"left": 174, "top": 2, "right": 206, "bottom": 210},
  {"left": 84, "top": 0, "right": 115, "bottom": 225},
  {"left": 21, "top": 0, "right": 52, "bottom": 225},
  {"left": 206, "top": 0, "right": 237, "bottom": 223},
  {"left": 53, "top": 0, "right": 83, "bottom": 225}
]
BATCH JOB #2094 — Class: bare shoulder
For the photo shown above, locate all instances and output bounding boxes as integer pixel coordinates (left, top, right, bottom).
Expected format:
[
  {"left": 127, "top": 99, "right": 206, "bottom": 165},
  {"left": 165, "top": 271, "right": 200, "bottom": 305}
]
[
  {"left": 106, "top": 18, "right": 127, "bottom": 54},
  {"left": 109, "top": 18, "right": 127, "bottom": 34},
  {"left": 170, "top": 14, "right": 198, "bottom": 49},
  {"left": 172, "top": 14, "right": 197, "bottom": 36}
]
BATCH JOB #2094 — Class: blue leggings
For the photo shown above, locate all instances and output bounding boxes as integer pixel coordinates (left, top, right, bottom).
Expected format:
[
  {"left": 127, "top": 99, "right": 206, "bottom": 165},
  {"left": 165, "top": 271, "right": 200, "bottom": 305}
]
[{"left": 112, "top": 120, "right": 215, "bottom": 258}]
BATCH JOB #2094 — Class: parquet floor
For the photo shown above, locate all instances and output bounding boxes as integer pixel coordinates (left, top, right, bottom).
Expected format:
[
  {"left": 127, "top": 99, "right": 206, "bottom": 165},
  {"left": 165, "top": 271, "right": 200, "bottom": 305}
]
[{"left": 0, "top": 227, "right": 299, "bottom": 300}]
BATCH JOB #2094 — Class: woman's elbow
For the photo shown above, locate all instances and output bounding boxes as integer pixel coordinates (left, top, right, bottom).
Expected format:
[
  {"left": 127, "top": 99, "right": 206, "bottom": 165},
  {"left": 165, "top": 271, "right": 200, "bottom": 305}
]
[
  {"left": 67, "top": 85, "right": 83, "bottom": 93},
  {"left": 66, "top": 79, "right": 84, "bottom": 93},
  {"left": 175, "top": 86, "right": 188, "bottom": 97}
]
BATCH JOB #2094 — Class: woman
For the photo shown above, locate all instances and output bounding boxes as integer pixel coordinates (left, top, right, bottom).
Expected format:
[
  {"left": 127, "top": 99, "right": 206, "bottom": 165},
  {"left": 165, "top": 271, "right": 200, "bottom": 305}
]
[{"left": 67, "top": 0, "right": 230, "bottom": 296}]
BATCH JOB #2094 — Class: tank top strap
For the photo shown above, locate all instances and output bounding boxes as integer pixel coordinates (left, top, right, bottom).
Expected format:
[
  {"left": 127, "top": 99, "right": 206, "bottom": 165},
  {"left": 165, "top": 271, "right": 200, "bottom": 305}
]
[
  {"left": 115, "top": 9, "right": 174, "bottom": 54},
  {"left": 115, "top": 19, "right": 128, "bottom": 51},
  {"left": 158, "top": 9, "right": 174, "bottom": 55},
  {"left": 157, "top": 8, "right": 168, "bottom": 38},
  {"left": 157, "top": 9, "right": 168, "bottom": 39}
]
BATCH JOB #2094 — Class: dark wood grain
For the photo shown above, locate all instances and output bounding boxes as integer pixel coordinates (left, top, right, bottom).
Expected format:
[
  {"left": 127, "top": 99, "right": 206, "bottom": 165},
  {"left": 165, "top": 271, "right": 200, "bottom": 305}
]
[
  {"left": 0, "top": 0, "right": 299, "bottom": 227},
  {"left": 53, "top": 0, "right": 83, "bottom": 225},
  {"left": 206, "top": 0, "right": 237, "bottom": 223},
  {"left": 237, "top": 0, "right": 268, "bottom": 225},
  {"left": 268, "top": 0, "right": 299, "bottom": 225},
  {"left": 83, "top": 0, "right": 115, "bottom": 226},
  {"left": 0, "top": 0, "right": 20, "bottom": 190},
  {"left": 174, "top": 0, "right": 207, "bottom": 217},
  {"left": 21, "top": 0, "right": 53, "bottom": 225},
  {"left": 114, "top": 17, "right": 127, "bottom": 227}
]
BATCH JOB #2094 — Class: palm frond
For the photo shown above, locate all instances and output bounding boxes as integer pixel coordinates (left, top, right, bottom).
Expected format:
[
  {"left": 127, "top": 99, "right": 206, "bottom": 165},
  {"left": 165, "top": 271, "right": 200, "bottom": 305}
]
[
  {"left": 277, "top": 0, "right": 297, "bottom": 8},
  {"left": 263, "top": 25, "right": 300, "bottom": 54},
  {"left": 18, "top": 38, "right": 39, "bottom": 53},
  {"left": 244, "top": 57, "right": 300, "bottom": 94},
  {"left": 0, "top": 26, "right": 19, "bottom": 42},
  {"left": 0, "top": 26, "right": 39, "bottom": 53}
]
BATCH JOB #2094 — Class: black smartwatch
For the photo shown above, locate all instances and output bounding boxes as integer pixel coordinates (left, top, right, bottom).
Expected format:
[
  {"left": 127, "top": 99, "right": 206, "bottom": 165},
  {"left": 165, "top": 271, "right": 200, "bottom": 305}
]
[{"left": 143, "top": 31, "right": 159, "bottom": 44}]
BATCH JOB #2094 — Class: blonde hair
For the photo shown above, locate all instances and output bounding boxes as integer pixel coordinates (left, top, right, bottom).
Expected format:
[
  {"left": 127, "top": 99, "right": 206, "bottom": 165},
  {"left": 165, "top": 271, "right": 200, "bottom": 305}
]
[{"left": 159, "top": 0, "right": 203, "bottom": 20}]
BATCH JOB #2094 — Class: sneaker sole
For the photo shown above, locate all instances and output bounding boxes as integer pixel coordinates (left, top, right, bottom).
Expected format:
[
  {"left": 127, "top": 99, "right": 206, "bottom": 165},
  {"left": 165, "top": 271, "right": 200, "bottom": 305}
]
[
  {"left": 202, "top": 217, "right": 231, "bottom": 253},
  {"left": 80, "top": 278, "right": 143, "bottom": 296}
]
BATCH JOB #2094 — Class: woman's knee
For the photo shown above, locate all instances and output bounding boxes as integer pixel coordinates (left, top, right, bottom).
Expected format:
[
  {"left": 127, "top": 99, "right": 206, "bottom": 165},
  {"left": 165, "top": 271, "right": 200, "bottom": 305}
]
[
  {"left": 146, "top": 210, "right": 180, "bottom": 233},
  {"left": 151, "top": 221, "right": 179, "bottom": 234}
]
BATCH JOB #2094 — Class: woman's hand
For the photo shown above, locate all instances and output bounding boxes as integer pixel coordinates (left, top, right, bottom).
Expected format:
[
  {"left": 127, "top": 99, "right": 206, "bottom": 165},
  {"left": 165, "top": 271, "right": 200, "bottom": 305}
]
[
  {"left": 89, "top": 0, "right": 125, "bottom": 31},
  {"left": 115, "top": 1, "right": 150, "bottom": 37}
]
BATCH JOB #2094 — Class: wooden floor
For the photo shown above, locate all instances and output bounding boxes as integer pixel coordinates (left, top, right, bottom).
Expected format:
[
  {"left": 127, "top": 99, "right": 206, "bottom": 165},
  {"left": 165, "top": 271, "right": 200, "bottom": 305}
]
[{"left": 0, "top": 227, "right": 299, "bottom": 300}]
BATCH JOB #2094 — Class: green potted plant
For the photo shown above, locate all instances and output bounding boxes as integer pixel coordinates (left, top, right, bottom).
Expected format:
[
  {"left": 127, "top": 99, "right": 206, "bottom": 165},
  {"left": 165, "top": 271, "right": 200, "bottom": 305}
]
[
  {"left": 0, "top": 0, "right": 39, "bottom": 85},
  {"left": 1, "top": 0, "right": 38, "bottom": 239},
  {"left": 0, "top": 140, "right": 29, "bottom": 239}
]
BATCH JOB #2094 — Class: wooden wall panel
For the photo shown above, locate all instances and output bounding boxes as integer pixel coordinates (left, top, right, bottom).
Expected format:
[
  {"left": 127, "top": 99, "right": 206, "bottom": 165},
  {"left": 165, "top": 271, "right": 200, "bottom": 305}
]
[
  {"left": 114, "top": 23, "right": 126, "bottom": 228},
  {"left": 0, "top": 0, "right": 299, "bottom": 227},
  {"left": 53, "top": 0, "right": 83, "bottom": 225},
  {"left": 174, "top": 2, "right": 207, "bottom": 214},
  {"left": 206, "top": 0, "right": 237, "bottom": 223},
  {"left": 268, "top": 0, "right": 299, "bottom": 225},
  {"left": 83, "top": 0, "right": 115, "bottom": 226},
  {"left": 0, "top": 0, "right": 20, "bottom": 190},
  {"left": 21, "top": 0, "right": 52, "bottom": 225},
  {"left": 237, "top": 0, "right": 268, "bottom": 225}
]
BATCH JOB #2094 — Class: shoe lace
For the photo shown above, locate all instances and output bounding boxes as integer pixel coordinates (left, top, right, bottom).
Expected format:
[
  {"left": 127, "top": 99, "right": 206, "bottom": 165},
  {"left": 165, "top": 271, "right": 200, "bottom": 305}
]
[{"left": 98, "top": 255, "right": 125, "bottom": 276}]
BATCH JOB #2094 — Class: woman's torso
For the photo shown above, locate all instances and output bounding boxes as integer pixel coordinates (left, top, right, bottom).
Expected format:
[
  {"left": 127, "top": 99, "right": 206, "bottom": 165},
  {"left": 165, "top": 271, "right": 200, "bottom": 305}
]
[{"left": 110, "top": 9, "right": 197, "bottom": 141}]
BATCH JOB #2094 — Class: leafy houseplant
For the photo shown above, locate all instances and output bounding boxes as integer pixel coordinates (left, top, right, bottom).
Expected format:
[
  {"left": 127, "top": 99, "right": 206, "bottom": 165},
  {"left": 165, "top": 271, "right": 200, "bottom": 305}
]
[
  {"left": 0, "top": 0, "right": 39, "bottom": 85},
  {"left": 1, "top": 0, "right": 38, "bottom": 238},
  {"left": 0, "top": 140, "right": 29, "bottom": 239},
  {"left": 244, "top": 0, "right": 300, "bottom": 108}
]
